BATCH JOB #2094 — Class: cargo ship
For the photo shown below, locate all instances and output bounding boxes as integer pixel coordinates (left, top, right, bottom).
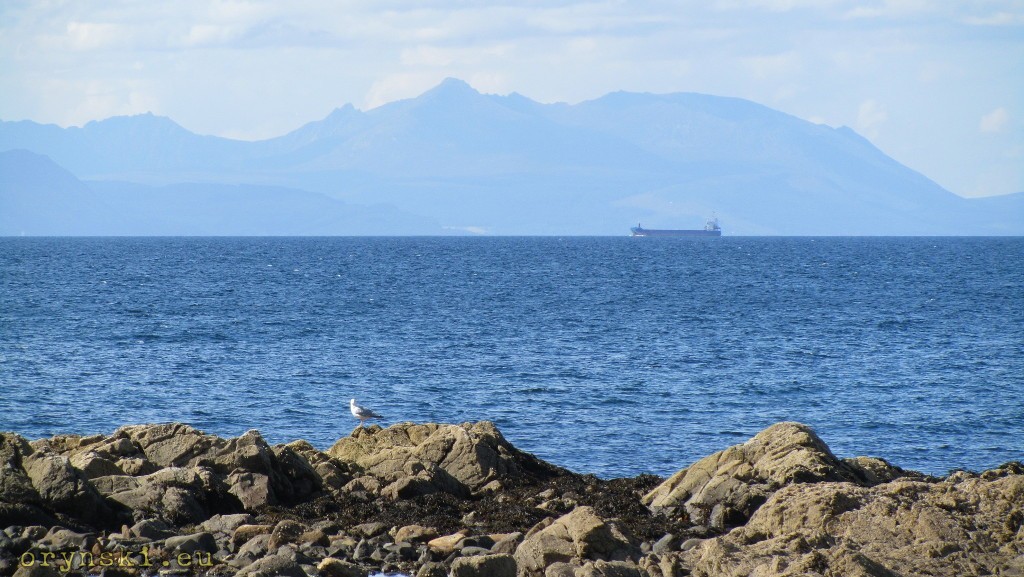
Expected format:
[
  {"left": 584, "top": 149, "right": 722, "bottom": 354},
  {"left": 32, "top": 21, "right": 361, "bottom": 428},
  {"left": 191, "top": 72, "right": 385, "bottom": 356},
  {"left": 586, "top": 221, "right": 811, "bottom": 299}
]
[{"left": 631, "top": 217, "right": 721, "bottom": 237}]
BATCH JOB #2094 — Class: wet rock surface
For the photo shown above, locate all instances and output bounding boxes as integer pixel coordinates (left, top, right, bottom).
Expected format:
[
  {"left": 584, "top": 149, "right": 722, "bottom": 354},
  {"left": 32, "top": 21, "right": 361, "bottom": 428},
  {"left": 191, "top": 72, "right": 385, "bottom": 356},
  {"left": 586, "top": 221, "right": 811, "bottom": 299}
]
[{"left": 0, "top": 422, "right": 1020, "bottom": 576}]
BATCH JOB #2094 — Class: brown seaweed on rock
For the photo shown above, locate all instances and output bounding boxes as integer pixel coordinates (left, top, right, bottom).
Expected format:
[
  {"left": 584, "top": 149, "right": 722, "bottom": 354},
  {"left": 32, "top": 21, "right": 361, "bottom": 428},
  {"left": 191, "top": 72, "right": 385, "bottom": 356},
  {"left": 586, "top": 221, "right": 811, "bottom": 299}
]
[{"left": 1, "top": 421, "right": 1021, "bottom": 577}]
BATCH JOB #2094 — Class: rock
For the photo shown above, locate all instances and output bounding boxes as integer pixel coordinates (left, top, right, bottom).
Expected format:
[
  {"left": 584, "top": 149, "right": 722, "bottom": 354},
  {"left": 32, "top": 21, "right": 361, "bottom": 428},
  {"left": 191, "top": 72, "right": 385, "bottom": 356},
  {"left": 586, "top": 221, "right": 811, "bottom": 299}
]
[
  {"left": 267, "top": 519, "right": 306, "bottom": 550},
  {"left": 416, "top": 561, "right": 448, "bottom": 577},
  {"left": 537, "top": 489, "right": 558, "bottom": 500},
  {"left": 227, "top": 470, "right": 275, "bottom": 510},
  {"left": 544, "top": 562, "right": 579, "bottom": 577},
  {"left": 107, "top": 467, "right": 214, "bottom": 525},
  {"left": 89, "top": 474, "right": 140, "bottom": 496},
  {"left": 515, "top": 506, "right": 638, "bottom": 576},
  {"left": 679, "top": 538, "right": 704, "bottom": 551},
  {"left": 651, "top": 534, "right": 676, "bottom": 556},
  {"left": 21, "top": 449, "right": 120, "bottom": 528},
  {"left": 115, "top": 424, "right": 321, "bottom": 505},
  {"left": 199, "top": 513, "right": 254, "bottom": 536},
  {"left": 382, "top": 474, "right": 440, "bottom": 500},
  {"left": 165, "top": 531, "right": 218, "bottom": 554},
  {"left": 231, "top": 524, "right": 274, "bottom": 550},
  {"left": 525, "top": 517, "right": 555, "bottom": 538},
  {"left": 491, "top": 531, "right": 524, "bottom": 555},
  {"left": 328, "top": 421, "right": 559, "bottom": 497},
  {"left": 349, "top": 521, "right": 388, "bottom": 538},
  {"left": 351, "top": 538, "right": 369, "bottom": 560},
  {"left": 343, "top": 476, "right": 381, "bottom": 494},
  {"left": 682, "top": 470, "right": 1024, "bottom": 577},
  {"left": 457, "top": 535, "right": 495, "bottom": 550},
  {"left": 642, "top": 422, "right": 899, "bottom": 527},
  {"left": 383, "top": 540, "right": 417, "bottom": 561},
  {"left": 0, "top": 436, "right": 46, "bottom": 515},
  {"left": 235, "top": 553, "right": 306, "bottom": 577},
  {"left": 575, "top": 560, "right": 644, "bottom": 577},
  {"left": 37, "top": 527, "right": 95, "bottom": 551},
  {"left": 272, "top": 442, "right": 326, "bottom": 497},
  {"left": 299, "top": 528, "right": 330, "bottom": 547},
  {"left": 67, "top": 451, "right": 123, "bottom": 478},
  {"left": 7, "top": 420, "right": 1020, "bottom": 577},
  {"left": 395, "top": 524, "right": 438, "bottom": 543},
  {"left": 236, "top": 533, "right": 273, "bottom": 561},
  {"left": 115, "top": 456, "right": 158, "bottom": 476},
  {"left": 285, "top": 440, "right": 354, "bottom": 493},
  {"left": 116, "top": 424, "right": 269, "bottom": 471},
  {"left": 13, "top": 564, "right": 61, "bottom": 577},
  {"left": 479, "top": 479, "right": 504, "bottom": 495},
  {"left": 450, "top": 552, "right": 517, "bottom": 577},
  {"left": 427, "top": 530, "right": 469, "bottom": 555},
  {"left": 317, "top": 556, "right": 368, "bottom": 577},
  {"left": 842, "top": 456, "right": 914, "bottom": 485}
]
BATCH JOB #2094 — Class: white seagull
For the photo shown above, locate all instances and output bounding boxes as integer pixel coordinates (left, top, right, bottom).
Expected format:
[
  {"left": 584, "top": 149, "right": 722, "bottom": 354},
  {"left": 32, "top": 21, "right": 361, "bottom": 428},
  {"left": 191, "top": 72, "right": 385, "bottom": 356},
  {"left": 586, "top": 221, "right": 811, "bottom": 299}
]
[{"left": 350, "top": 398, "right": 383, "bottom": 427}]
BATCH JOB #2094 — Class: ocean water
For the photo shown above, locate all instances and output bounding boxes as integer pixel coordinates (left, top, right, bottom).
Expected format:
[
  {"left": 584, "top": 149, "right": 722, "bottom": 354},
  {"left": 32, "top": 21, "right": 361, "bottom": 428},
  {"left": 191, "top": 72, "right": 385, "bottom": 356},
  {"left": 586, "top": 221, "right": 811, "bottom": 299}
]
[{"left": 1, "top": 237, "right": 1021, "bottom": 478}]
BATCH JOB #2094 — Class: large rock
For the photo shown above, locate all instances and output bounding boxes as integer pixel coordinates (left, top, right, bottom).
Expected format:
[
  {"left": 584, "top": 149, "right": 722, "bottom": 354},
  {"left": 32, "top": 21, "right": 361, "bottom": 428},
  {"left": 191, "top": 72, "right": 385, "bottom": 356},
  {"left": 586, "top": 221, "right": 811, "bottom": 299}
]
[
  {"left": 0, "top": 433, "right": 41, "bottom": 505},
  {"left": 106, "top": 466, "right": 220, "bottom": 525},
  {"left": 573, "top": 560, "right": 644, "bottom": 577},
  {"left": 113, "top": 424, "right": 286, "bottom": 480},
  {"left": 680, "top": 464, "right": 1024, "bottom": 577},
  {"left": 21, "top": 448, "right": 121, "bottom": 528},
  {"left": 514, "top": 506, "right": 638, "bottom": 576},
  {"left": 328, "top": 421, "right": 559, "bottom": 498},
  {"left": 279, "top": 440, "right": 354, "bottom": 494},
  {"left": 235, "top": 553, "right": 306, "bottom": 577},
  {"left": 451, "top": 553, "right": 517, "bottom": 577},
  {"left": 642, "top": 422, "right": 908, "bottom": 528}
]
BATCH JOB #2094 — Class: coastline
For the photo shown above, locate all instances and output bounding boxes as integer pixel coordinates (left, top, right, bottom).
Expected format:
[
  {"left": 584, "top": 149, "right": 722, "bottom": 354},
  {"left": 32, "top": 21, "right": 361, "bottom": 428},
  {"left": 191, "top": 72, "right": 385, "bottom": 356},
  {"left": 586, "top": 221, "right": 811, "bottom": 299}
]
[{"left": 1, "top": 421, "right": 1021, "bottom": 577}]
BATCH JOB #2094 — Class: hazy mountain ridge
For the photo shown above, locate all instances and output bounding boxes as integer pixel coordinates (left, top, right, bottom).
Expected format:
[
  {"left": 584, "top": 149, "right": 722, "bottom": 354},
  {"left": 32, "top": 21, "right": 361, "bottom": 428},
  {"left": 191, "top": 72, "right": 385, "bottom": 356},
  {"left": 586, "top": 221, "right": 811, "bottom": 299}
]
[
  {"left": 0, "top": 150, "right": 444, "bottom": 236},
  {"left": 1, "top": 78, "right": 1020, "bottom": 235}
]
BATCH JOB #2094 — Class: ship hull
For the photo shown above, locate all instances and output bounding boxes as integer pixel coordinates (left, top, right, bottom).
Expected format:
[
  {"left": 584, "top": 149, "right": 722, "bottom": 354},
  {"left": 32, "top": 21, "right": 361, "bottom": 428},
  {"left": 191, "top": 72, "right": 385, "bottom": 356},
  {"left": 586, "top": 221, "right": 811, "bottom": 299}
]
[{"left": 630, "top": 227, "right": 721, "bottom": 237}]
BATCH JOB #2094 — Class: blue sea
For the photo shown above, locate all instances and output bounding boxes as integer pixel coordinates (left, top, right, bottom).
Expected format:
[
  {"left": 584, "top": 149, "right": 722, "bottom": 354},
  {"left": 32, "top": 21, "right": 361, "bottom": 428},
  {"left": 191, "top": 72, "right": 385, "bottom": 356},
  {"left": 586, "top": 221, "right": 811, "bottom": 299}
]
[{"left": 1, "top": 237, "right": 1022, "bottom": 478}]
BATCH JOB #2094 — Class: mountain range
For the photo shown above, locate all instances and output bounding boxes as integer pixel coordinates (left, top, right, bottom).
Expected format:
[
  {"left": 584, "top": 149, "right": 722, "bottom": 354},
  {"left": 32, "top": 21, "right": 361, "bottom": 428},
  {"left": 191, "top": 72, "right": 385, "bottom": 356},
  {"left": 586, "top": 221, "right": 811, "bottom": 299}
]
[{"left": 2, "top": 78, "right": 1021, "bottom": 235}]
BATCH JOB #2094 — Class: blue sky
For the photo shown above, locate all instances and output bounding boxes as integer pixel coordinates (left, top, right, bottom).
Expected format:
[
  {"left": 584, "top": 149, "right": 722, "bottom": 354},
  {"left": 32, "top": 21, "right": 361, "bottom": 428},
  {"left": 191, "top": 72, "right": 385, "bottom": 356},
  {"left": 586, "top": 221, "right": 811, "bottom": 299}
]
[{"left": 1, "top": 0, "right": 1021, "bottom": 197}]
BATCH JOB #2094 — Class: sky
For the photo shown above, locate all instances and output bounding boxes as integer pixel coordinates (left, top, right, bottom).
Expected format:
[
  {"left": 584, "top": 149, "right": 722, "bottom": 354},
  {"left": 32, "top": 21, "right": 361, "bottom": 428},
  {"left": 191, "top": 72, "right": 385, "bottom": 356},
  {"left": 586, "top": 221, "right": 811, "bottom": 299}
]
[{"left": 1, "top": 1, "right": 1022, "bottom": 197}]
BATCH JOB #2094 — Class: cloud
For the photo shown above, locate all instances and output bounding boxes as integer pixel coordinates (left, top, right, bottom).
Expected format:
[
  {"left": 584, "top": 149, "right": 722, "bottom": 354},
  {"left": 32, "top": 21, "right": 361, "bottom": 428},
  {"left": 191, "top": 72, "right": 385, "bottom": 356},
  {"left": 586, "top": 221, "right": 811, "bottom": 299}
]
[
  {"left": 843, "top": 0, "right": 930, "bottom": 20},
  {"left": 741, "top": 51, "right": 802, "bottom": 80},
  {"left": 857, "top": 99, "right": 887, "bottom": 138},
  {"left": 364, "top": 73, "right": 445, "bottom": 109},
  {"left": 964, "top": 12, "right": 1024, "bottom": 26},
  {"left": 979, "top": 107, "right": 1010, "bottom": 133}
]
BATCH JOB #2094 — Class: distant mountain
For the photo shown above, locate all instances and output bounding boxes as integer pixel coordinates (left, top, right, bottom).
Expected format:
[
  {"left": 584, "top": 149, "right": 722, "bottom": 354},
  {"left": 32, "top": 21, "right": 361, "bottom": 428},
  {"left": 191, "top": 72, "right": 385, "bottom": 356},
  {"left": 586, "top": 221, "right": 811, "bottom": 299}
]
[
  {"left": 2, "top": 78, "right": 1020, "bottom": 235},
  {"left": 0, "top": 150, "right": 442, "bottom": 236},
  {"left": 0, "top": 149, "right": 125, "bottom": 235}
]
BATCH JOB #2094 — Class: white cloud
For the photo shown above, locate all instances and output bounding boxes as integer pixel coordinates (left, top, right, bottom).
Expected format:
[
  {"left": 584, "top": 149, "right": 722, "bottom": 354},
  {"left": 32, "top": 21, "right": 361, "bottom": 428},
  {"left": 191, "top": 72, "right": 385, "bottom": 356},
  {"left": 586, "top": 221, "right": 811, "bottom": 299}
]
[
  {"left": 979, "top": 107, "right": 1010, "bottom": 133},
  {"left": 65, "top": 22, "right": 123, "bottom": 51},
  {"left": 364, "top": 73, "right": 445, "bottom": 109},
  {"left": 742, "top": 51, "right": 802, "bottom": 80},
  {"left": 857, "top": 99, "right": 887, "bottom": 138},
  {"left": 964, "top": 12, "right": 1024, "bottom": 26},
  {"left": 843, "top": 0, "right": 930, "bottom": 20}
]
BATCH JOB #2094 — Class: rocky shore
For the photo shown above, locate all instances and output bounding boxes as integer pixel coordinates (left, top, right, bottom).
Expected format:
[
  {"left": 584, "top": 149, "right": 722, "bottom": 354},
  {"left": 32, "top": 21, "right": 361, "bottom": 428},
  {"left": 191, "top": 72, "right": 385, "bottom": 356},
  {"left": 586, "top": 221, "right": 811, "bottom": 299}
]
[{"left": 1, "top": 421, "right": 1021, "bottom": 577}]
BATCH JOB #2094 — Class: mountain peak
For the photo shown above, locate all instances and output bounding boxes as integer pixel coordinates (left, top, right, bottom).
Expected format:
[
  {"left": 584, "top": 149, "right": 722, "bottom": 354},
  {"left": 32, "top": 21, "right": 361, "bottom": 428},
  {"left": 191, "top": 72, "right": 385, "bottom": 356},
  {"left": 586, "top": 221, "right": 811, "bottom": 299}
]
[
  {"left": 82, "top": 112, "right": 191, "bottom": 137},
  {"left": 421, "top": 77, "right": 480, "bottom": 100},
  {"left": 326, "top": 103, "right": 359, "bottom": 120}
]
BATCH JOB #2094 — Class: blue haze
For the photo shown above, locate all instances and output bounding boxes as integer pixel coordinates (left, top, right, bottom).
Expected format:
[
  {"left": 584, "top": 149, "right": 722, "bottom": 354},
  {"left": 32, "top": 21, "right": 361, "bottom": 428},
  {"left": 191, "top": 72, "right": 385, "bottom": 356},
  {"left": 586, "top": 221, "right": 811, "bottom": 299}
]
[
  {"left": 1, "top": 237, "right": 1022, "bottom": 478},
  {"left": 3, "top": 80, "right": 1023, "bottom": 236}
]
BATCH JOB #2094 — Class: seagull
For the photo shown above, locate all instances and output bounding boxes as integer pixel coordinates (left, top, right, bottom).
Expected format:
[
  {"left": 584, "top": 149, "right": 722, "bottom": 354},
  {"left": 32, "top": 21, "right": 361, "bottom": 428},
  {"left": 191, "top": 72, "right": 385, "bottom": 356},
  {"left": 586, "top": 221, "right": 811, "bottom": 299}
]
[{"left": 350, "top": 398, "right": 383, "bottom": 427}]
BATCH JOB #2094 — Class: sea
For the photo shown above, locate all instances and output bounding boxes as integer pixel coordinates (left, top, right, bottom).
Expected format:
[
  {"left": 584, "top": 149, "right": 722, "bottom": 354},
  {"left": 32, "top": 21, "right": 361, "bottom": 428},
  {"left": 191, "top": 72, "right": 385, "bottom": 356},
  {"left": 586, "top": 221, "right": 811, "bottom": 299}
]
[{"left": 1, "top": 237, "right": 1022, "bottom": 478}]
